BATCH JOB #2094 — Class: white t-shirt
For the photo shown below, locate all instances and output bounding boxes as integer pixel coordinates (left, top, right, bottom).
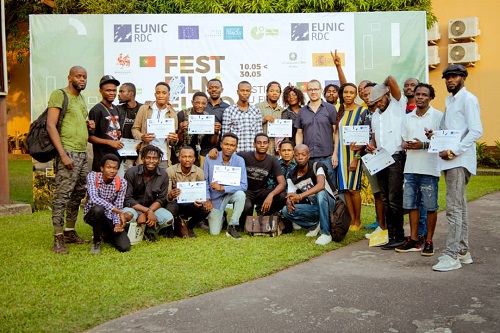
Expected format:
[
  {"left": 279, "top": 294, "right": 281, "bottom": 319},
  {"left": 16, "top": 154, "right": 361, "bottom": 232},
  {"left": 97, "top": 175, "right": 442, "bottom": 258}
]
[{"left": 372, "top": 96, "right": 406, "bottom": 155}]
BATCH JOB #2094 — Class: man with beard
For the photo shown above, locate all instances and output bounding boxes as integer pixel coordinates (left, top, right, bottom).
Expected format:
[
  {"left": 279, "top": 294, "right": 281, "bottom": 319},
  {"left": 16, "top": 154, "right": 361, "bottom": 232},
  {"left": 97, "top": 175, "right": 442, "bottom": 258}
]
[
  {"left": 237, "top": 133, "right": 287, "bottom": 230},
  {"left": 206, "top": 78, "right": 229, "bottom": 126},
  {"left": 256, "top": 81, "right": 283, "bottom": 155},
  {"left": 88, "top": 75, "right": 123, "bottom": 173},
  {"left": 123, "top": 145, "right": 174, "bottom": 241},
  {"left": 368, "top": 76, "right": 406, "bottom": 250},
  {"left": 431, "top": 64, "right": 482, "bottom": 272},
  {"left": 221, "top": 81, "right": 263, "bottom": 152},
  {"left": 282, "top": 144, "right": 336, "bottom": 245},
  {"left": 117, "top": 82, "right": 143, "bottom": 172},
  {"left": 323, "top": 84, "right": 340, "bottom": 107},
  {"left": 47, "top": 66, "right": 95, "bottom": 254}
]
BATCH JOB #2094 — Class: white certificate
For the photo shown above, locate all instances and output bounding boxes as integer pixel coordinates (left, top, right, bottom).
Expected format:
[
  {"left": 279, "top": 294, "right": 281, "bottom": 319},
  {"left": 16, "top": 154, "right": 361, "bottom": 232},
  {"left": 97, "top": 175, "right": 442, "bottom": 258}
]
[
  {"left": 428, "top": 130, "right": 461, "bottom": 153},
  {"left": 212, "top": 165, "right": 242, "bottom": 186},
  {"left": 146, "top": 118, "right": 175, "bottom": 138},
  {"left": 177, "top": 181, "right": 207, "bottom": 203},
  {"left": 118, "top": 138, "right": 142, "bottom": 156},
  {"left": 188, "top": 115, "right": 215, "bottom": 134},
  {"left": 342, "top": 125, "right": 370, "bottom": 145},
  {"left": 361, "top": 148, "right": 395, "bottom": 175},
  {"left": 169, "top": 76, "right": 185, "bottom": 104},
  {"left": 267, "top": 119, "right": 293, "bottom": 138}
]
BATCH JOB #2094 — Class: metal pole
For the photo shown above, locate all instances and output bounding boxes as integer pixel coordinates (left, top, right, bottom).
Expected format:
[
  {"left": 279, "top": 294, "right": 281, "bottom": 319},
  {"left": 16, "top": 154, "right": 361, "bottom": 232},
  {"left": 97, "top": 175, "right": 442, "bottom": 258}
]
[{"left": 0, "top": 0, "right": 11, "bottom": 204}]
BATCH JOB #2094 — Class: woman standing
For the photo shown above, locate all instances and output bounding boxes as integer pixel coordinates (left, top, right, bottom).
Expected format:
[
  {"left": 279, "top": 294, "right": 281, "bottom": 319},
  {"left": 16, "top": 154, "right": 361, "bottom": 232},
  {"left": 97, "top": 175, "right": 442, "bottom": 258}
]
[
  {"left": 335, "top": 83, "right": 364, "bottom": 231},
  {"left": 281, "top": 84, "right": 305, "bottom": 144}
]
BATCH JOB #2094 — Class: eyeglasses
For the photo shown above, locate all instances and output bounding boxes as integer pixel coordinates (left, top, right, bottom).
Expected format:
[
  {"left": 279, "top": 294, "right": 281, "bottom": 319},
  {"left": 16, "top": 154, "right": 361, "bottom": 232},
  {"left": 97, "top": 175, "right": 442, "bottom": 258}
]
[{"left": 307, "top": 88, "right": 321, "bottom": 92}]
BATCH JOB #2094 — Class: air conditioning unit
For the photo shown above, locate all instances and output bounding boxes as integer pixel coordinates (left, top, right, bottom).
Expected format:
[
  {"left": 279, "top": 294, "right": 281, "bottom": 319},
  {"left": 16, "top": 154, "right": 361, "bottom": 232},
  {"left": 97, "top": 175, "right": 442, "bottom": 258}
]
[
  {"left": 448, "top": 17, "right": 480, "bottom": 39},
  {"left": 448, "top": 42, "right": 480, "bottom": 64},
  {"left": 428, "top": 45, "right": 440, "bottom": 67},
  {"left": 427, "top": 22, "right": 441, "bottom": 43}
]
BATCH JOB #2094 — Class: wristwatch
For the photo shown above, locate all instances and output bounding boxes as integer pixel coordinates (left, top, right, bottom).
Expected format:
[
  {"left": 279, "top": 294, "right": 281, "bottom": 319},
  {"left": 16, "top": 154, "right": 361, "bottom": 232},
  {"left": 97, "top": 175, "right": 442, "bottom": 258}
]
[{"left": 447, "top": 149, "right": 456, "bottom": 160}]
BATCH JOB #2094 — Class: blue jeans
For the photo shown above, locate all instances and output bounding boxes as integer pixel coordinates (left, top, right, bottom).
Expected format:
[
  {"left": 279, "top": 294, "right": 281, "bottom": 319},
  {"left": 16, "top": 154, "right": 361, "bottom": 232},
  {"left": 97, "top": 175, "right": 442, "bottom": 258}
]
[
  {"left": 310, "top": 156, "right": 337, "bottom": 190},
  {"left": 123, "top": 207, "right": 174, "bottom": 234},
  {"left": 208, "top": 191, "right": 246, "bottom": 235},
  {"left": 281, "top": 190, "right": 334, "bottom": 236}
]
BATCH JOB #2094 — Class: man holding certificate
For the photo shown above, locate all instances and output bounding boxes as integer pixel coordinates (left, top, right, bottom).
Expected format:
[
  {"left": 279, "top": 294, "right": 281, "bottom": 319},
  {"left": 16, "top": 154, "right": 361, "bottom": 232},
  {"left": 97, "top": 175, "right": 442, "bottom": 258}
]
[
  {"left": 203, "top": 133, "right": 247, "bottom": 239},
  {"left": 132, "top": 82, "right": 179, "bottom": 169},
  {"left": 166, "top": 146, "right": 210, "bottom": 238}
]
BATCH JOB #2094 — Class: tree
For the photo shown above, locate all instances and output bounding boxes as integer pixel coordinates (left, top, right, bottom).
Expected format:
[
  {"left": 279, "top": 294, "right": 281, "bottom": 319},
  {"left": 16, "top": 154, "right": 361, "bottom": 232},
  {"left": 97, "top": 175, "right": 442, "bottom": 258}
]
[{"left": 5, "top": 0, "right": 435, "bottom": 65}]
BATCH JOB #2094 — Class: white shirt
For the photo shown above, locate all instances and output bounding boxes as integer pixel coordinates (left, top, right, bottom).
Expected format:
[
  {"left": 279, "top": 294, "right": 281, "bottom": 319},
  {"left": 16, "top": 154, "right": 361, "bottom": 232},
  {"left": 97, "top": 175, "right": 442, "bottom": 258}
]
[
  {"left": 439, "top": 87, "right": 482, "bottom": 175},
  {"left": 372, "top": 96, "right": 406, "bottom": 155},
  {"left": 402, "top": 106, "right": 443, "bottom": 177}
]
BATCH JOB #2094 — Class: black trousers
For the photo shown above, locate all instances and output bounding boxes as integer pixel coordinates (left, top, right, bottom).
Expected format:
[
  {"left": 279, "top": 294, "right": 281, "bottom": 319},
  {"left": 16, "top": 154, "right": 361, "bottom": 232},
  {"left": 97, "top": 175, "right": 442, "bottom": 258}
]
[
  {"left": 84, "top": 205, "right": 131, "bottom": 252},
  {"left": 239, "top": 189, "right": 287, "bottom": 228},
  {"left": 165, "top": 201, "right": 210, "bottom": 229},
  {"left": 376, "top": 153, "right": 406, "bottom": 241}
]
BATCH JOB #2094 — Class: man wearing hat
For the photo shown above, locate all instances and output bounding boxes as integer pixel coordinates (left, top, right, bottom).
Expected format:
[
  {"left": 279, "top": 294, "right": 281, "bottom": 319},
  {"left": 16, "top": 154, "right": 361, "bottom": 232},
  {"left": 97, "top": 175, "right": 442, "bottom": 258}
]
[
  {"left": 431, "top": 64, "right": 483, "bottom": 272},
  {"left": 88, "top": 75, "right": 124, "bottom": 174},
  {"left": 369, "top": 76, "right": 407, "bottom": 249}
]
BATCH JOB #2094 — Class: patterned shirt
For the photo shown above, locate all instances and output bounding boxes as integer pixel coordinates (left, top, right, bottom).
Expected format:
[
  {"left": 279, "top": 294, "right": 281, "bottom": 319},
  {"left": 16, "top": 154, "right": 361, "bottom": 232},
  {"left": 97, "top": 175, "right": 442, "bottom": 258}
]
[
  {"left": 255, "top": 100, "right": 283, "bottom": 155},
  {"left": 84, "top": 171, "right": 127, "bottom": 225},
  {"left": 221, "top": 104, "right": 263, "bottom": 152}
]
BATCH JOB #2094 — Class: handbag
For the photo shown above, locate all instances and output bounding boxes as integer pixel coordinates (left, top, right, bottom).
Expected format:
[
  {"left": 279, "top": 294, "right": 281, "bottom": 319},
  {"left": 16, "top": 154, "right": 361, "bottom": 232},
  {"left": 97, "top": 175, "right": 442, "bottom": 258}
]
[
  {"left": 328, "top": 194, "right": 351, "bottom": 242},
  {"left": 245, "top": 213, "right": 284, "bottom": 237}
]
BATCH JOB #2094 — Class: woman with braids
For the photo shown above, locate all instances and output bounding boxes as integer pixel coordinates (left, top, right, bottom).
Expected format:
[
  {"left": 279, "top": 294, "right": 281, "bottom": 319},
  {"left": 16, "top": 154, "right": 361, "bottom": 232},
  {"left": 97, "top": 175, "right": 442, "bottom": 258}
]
[
  {"left": 281, "top": 84, "right": 305, "bottom": 144},
  {"left": 335, "top": 83, "right": 365, "bottom": 231}
]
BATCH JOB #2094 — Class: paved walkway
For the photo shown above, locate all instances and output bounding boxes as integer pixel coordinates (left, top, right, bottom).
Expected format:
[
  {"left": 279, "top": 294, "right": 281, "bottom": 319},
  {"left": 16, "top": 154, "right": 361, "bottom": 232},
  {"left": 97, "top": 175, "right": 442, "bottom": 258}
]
[{"left": 88, "top": 192, "right": 500, "bottom": 333}]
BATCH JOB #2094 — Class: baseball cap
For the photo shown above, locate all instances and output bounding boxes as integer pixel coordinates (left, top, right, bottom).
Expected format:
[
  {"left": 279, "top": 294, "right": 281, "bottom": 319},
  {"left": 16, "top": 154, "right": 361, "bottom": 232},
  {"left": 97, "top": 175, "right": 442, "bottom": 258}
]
[
  {"left": 99, "top": 75, "right": 120, "bottom": 88},
  {"left": 442, "top": 64, "right": 468, "bottom": 78},
  {"left": 368, "top": 84, "right": 389, "bottom": 104}
]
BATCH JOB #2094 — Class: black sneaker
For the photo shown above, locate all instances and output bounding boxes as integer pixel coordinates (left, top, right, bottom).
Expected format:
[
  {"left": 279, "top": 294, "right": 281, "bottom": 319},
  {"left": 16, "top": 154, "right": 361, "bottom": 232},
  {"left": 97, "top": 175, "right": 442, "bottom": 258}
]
[
  {"left": 90, "top": 242, "right": 101, "bottom": 255},
  {"left": 395, "top": 237, "right": 421, "bottom": 253},
  {"left": 226, "top": 225, "right": 242, "bottom": 240},
  {"left": 188, "top": 229, "right": 197, "bottom": 238},
  {"left": 144, "top": 231, "right": 158, "bottom": 242},
  {"left": 196, "top": 220, "right": 210, "bottom": 230},
  {"left": 421, "top": 241, "right": 434, "bottom": 256},
  {"left": 381, "top": 238, "right": 405, "bottom": 250}
]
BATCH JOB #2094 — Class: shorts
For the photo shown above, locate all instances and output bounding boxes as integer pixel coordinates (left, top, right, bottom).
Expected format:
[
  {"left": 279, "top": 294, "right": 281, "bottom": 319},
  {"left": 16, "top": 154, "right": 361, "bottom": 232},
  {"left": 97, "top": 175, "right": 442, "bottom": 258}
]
[{"left": 402, "top": 173, "right": 439, "bottom": 211}]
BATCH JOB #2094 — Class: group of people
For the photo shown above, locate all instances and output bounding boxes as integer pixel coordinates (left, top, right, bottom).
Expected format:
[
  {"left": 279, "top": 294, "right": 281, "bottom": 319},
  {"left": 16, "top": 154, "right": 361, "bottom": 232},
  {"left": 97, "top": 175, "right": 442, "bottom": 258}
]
[{"left": 46, "top": 58, "right": 482, "bottom": 272}]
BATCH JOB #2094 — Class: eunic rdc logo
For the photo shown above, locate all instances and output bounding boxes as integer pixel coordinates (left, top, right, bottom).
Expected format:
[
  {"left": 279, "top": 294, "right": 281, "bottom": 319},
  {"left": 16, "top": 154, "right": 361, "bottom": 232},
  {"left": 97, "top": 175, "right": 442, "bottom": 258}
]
[
  {"left": 114, "top": 24, "right": 168, "bottom": 43},
  {"left": 291, "top": 22, "right": 345, "bottom": 41}
]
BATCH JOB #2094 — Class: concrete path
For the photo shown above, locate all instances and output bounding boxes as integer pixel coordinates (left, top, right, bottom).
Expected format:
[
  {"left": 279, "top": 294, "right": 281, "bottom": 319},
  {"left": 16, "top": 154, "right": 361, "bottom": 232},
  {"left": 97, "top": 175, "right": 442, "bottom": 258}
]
[{"left": 88, "top": 192, "right": 500, "bottom": 333}]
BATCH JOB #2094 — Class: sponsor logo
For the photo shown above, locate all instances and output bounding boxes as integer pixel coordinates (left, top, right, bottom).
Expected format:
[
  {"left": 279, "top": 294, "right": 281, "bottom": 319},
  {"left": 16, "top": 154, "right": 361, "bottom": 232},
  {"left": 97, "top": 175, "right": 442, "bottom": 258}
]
[
  {"left": 291, "top": 23, "right": 309, "bottom": 41},
  {"left": 205, "top": 28, "right": 223, "bottom": 39},
  {"left": 282, "top": 52, "right": 306, "bottom": 68},
  {"left": 250, "top": 26, "right": 279, "bottom": 40},
  {"left": 312, "top": 52, "right": 344, "bottom": 67},
  {"left": 178, "top": 26, "right": 200, "bottom": 40},
  {"left": 224, "top": 26, "right": 243, "bottom": 40},
  {"left": 295, "top": 82, "right": 309, "bottom": 93},
  {"left": 116, "top": 53, "right": 131, "bottom": 69},
  {"left": 140, "top": 56, "right": 156, "bottom": 68},
  {"left": 114, "top": 25, "right": 132, "bottom": 43}
]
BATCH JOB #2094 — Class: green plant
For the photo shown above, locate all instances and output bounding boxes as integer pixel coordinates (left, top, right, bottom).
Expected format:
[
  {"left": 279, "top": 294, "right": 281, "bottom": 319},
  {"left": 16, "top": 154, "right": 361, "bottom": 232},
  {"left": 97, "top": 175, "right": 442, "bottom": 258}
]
[{"left": 476, "top": 142, "right": 496, "bottom": 168}]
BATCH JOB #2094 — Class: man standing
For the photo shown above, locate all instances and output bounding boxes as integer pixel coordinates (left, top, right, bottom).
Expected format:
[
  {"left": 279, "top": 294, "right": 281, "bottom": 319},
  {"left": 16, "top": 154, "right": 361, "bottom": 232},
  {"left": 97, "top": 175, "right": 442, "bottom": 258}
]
[
  {"left": 84, "top": 154, "right": 132, "bottom": 254},
  {"left": 123, "top": 145, "right": 174, "bottom": 241},
  {"left": 238, "top": 133, "right": 287, "bottom": 229},
  {"left": 88, "top": 75, "right": 123, "bottom": 173},
  {"left": 323, "top": 84, "right": 340, "bottom": 107},
  {"left": 432, "top": 64, "right": 482, "bottom": 272},
  {"left": 221, "top": 81, "right": 263, "bottom": 152},
  {"left": 282, "top": 144, "right": 336, "bottom": 245},
  {"left": 256, "top": 81, "right": 283, "bottom": 155},
  {"left": 46, "top": 66, "right": 94, "bottom": 254},
  {"left": 117, "top": 82, "right": 143, "bottom": 172},
  {"left": 395, "top": 83, "right": 442, "bottom": 256},
  {"left": 206, "top": 78, "right": 230, "bottom": 126},
  {"left": 295, "top": 79, "right": 338, "bottom": 181},
  {"left": 203, "top": 133, "right": 247, "bottom": 238},
  {"left": 166, "top": 146, "right": 211, "bottom": 238},
  {"left": 369, "top": 76, "right": 407, "bottom": 249}
]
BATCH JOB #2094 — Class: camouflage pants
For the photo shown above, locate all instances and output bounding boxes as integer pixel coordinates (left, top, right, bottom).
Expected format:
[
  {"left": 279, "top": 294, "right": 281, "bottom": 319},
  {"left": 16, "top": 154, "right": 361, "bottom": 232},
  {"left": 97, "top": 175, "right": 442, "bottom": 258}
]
[{"left": 51, "top": 151, "right": 88, "bottom": 233}]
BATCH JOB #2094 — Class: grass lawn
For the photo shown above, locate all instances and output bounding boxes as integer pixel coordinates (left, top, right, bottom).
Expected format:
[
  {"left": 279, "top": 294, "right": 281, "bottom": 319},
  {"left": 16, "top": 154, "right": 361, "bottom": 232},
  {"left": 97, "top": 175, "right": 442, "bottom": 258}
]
[
  {"left": 2, "top": 158, "right": 500, "bottom": 333},
  {"left": 8, "top": 159, "right": 33, "bottom": 207}
]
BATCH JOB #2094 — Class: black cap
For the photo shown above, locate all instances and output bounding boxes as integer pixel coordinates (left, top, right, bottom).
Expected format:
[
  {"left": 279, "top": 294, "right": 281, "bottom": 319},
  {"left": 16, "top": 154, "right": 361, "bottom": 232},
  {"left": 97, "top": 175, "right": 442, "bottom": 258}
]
[
  {"left": 442, "top": 64, "right": 468, "bottom": 78},
  {"left": 99, "top": 75, "right": 120, "bottom": 88}
]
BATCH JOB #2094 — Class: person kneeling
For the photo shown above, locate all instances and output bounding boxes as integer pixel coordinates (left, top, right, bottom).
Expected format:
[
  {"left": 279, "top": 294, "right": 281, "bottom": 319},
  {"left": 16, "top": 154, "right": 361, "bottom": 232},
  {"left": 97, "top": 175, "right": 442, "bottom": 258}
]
[
  {"left": 84, "top": 154, "right": 133, "bottom": 254},
  {"left": 282, "top": 144, "right": 336, "bottom": 246}
]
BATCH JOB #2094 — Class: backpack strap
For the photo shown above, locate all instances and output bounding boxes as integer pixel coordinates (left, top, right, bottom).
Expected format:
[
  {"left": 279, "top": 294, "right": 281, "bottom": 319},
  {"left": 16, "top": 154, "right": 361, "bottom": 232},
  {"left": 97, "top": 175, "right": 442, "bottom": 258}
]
[
  {"left": 56, "top": 89, "right": 69, "bottom": 131},
  {"left": 95, "top": 172, "right": 121, "bottom": 192}
]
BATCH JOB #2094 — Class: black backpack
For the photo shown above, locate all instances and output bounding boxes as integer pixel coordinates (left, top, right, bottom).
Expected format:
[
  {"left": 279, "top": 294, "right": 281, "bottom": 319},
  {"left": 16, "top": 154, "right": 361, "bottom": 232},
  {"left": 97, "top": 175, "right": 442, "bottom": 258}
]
[{"left": 26, "top": 89, "right": 68, "bottom": 163}]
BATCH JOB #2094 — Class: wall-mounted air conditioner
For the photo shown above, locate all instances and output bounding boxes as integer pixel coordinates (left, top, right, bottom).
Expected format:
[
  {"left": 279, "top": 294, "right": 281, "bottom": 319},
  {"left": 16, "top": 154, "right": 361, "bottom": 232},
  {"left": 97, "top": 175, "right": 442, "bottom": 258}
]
[
  {"left": 428, "top": 45, "right": 440, "bottom": 68},
  {"left": 448, "top": 42, "right": 480, "bottom": 64},
  {"left": 427, "top": 22, "right": 441, "bottom": 43},
  {"left": 448, "top": 17, "right": 480, "bottom": 40}
]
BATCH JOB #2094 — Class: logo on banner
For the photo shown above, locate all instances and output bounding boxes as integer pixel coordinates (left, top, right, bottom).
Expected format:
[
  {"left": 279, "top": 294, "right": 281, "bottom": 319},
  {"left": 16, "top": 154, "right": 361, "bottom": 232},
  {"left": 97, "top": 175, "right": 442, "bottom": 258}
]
[
  {"left": 282, "top": 52, "right": 306, "bottom": 69},
  {"left": 291, "top": 23, "right": 309, "bottom": 41},
  {"left": 114, "top": 25, "right": 132, "bottom": 43},
  {"left": 178, "top": 26, "right": 199, "bottom": 40},
  {"left": 251, "top": 26, "right": 279, "bottom": 40},
  {"left": 205, "top": 28, "right": 222, "bottom": 39},
  {"left": 116, "top": 53, "right": 131, "bottom": 69},
  {"left": 312, "top": 53, "right": 335, "bottom": 67},
  {"left": 140, "top": 56, "right": 156, "bottom": 68},
  {"left": 224, "top": 26, "right": 243, "bottom": 40}
]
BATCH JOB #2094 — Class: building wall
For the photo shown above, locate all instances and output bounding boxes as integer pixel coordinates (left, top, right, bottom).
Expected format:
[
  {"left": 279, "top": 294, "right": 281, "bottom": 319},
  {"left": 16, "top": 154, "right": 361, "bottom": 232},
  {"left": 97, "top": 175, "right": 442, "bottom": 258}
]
[
  {"left": 429, "top": 0, "right": 498, "bottom": 144},
  {"left": 6, "top": 60, "right": 30, "bottom": 137}
]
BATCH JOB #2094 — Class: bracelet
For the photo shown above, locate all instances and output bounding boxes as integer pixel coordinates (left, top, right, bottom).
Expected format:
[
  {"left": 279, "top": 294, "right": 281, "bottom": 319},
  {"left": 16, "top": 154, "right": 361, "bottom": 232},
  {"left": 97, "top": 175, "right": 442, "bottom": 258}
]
[
  {"left": 299, "top": 194, "right": 303, "bottom": 201},
  {"left": 355, "top": 153, "right": 361, "bottom": 160}
]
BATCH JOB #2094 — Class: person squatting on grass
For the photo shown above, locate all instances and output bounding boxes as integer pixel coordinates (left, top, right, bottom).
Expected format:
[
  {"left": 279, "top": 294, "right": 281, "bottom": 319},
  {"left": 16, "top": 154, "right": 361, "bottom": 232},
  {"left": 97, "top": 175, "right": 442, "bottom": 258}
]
[{"left": 84, "top": 154, "right": 133, "bottom": 254}]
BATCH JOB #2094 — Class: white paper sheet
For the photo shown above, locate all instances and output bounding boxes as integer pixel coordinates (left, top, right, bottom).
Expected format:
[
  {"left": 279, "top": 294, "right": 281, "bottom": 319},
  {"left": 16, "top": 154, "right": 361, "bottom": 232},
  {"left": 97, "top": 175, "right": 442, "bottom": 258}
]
[
  {"left": 177, "top": 181, "right": 207, "bottom": 203},
  {"left": 146, "top": 118, "right": 175, "bottom": 138},
  {"left": 342, "top": 125, "right": 370, "bottom": 145},
  {"left": 188, "top": 115, "right": 215, "bottom": 134},
  {"left": 267, "top": 119, "right": 293, "bottom": 138},
  {"left": 212, "top": 165, "right": 242, "bottom": 186},
  {"left": 118, "top": 138, "right": 142, "bottom": 156},
  {"left": 361, "top": 148, "right": 395, "bottom": 175},
  {"left": 428, "top": 130, "right": 461, "bottom": 153}
]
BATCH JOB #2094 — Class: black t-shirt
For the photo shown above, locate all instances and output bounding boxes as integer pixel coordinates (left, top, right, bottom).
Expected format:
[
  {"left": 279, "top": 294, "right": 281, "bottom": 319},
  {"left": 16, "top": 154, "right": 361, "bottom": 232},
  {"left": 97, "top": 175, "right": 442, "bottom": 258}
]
[
  {"left": 238, "top": 151, "right": 283, "bottom": 192},
  {"left": 88, "top": 103, "right": 121, "bottom": 171},
  {"left": 117, "top": 102, "right": 143, "bottom": 139},
  {"left": 177, "top": 109, "right": 215, "bottom": 156}
]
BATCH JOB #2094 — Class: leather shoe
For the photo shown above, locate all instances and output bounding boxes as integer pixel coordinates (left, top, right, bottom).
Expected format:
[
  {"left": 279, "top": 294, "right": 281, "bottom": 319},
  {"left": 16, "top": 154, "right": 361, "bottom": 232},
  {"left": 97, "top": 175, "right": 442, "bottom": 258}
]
[
  {"left": 53, "top": 234, "right": 68, "bottom": 254},
  {"left": 64, "top": 230, "right": 90, "bottom": 244}
]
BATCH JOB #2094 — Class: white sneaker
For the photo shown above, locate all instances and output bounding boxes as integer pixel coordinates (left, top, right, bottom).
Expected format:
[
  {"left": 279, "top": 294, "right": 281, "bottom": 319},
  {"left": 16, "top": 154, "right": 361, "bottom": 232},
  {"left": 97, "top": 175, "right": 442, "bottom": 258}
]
[
  {"left": 292, "top": 222, "right": 302, "bottom": 230},
  {"left": 305, "top": 224, "right": 320, "bottom": 237},
  {"left": 365, "top": 226, "right": 383, "bottom": 239},
  {"left": 432, "top": 254, "right": 462, "bottom": 272},
  {"left": 458, "top": 252, "right": 473, "bottom": 264},
  {"left": 315, "top": 234, "right": 332, "bottom": 246}
]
